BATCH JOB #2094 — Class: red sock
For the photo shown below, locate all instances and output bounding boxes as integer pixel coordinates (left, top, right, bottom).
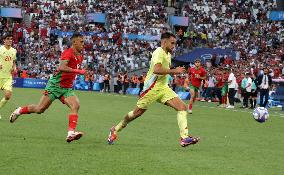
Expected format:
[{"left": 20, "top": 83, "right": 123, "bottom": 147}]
[
  {"left": 20, "top": 106, "right": 30, "bottom": 114},
  {"left": 68, "top": 114, "right": 78, "bottom": 131},
  {"left": 188, "top": 104, "right": 193, "bottom": 110}
]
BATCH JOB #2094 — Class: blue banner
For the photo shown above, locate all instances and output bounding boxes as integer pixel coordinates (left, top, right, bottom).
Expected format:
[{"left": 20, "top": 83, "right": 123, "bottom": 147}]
[
  {"left": 23, "top": 78, "right": 48, "bottom": 89},
  {"left": 174, "top": 48, "right": 236, "bottom": 63},
  {"left": 177, "top": 92, "right": 191, "bottom": 100},
  {"left": 50, "top": 29, "right": 160, "bottom": 41},
  {"left": 126, "top": 88, "right": 140, "bottom": 95},
  {"left": 13, "top": 78, "right": 24, "bottom": 87},
  {"left": 124, "top": 34, "right": 160, "bottom": 41},
  {"left": 0, "top": 8, "right": 22, "bottom": 18},
  {"left": 269, "top": 11, "right": 284, "bottom": 21},
  {"left": 93, "top": 83, "right": 101, "bottom": 91},
  {"left": 169, "top": 16, "right": 189, "bottom": 26},
  {"left": 86, "top": 13, "right": 106, "bottom": 23},
  {"left": 50, "top": 30, "right": 100, "bottom": 37}
]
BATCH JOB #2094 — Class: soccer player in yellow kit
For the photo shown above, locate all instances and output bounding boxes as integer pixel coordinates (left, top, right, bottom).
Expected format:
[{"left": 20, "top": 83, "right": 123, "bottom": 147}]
[
  {"left": 0, "top": 34, "right": 17, "bottom": 116},
  {"left": 107, "top": 32, "right": 200, "bottom": 147}
]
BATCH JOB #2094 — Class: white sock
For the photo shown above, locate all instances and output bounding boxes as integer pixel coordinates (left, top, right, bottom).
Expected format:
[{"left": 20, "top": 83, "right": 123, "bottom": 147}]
[
  {"left": 68, "top": 130, "right": 75, "bottom": 136},
  {"left": 15, "top": 107, "right": 22, "bottom": 115}
]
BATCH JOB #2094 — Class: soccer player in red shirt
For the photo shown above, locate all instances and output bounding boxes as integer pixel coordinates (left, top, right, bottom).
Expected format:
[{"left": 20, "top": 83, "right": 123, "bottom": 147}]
[
  {"left": 9, "top": 33, "right": 86, "bottom": 143},
  {"left": 215, "top": 69, "right": 225, "bottom": 106},
  {"left": 187, "top": 59, "right": 206, "bottom": 114}
]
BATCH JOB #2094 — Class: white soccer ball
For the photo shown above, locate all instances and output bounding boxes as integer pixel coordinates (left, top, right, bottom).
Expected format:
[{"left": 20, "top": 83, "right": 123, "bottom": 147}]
[{"left": 252, "top": 107, "right": 269, "bottom": 123}]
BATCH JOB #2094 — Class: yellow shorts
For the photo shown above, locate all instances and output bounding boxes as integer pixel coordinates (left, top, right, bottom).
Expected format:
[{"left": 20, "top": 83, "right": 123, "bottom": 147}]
[
  {"left": 0, "top": 78, "right": 13, "bottom": 91},
  {"left": 137, "top": 86, "right": 178, "bottom": 109}
]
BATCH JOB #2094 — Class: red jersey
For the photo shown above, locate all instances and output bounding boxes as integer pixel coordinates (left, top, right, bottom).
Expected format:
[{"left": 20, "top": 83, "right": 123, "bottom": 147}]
[
  {"left": 188, "top": 67, "right": 206, "bottom": 88},
  {"left": 51, "top": 48, "right": 84, "bottom": 88},
  {"left": 215, "top": 75, "right": 224, "bottom": 88}
]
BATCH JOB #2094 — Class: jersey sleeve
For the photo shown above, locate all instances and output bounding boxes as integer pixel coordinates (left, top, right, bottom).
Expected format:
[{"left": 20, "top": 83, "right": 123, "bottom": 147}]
[{"left": 152, "top": 51, "right": 163, "bottom": 66}]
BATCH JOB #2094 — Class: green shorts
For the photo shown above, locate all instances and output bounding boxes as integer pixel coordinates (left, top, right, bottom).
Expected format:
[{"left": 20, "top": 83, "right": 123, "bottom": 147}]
[
  {"left": 137, "top": 86, "right": 178, "bottom": 109},
  {"left": 189, "top": 83, "right": 199, "bottom": 92},
  {"left": 44, "top": 81, "right": 75, "bottom": 103},
  {"left": 221, "top": 84, "right": 228, "bottom": 96}
]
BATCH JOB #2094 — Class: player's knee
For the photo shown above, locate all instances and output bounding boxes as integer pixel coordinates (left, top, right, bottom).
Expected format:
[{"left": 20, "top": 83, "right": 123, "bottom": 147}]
[
  {"left": 73, "top": 103, "right": 80, "bottom": 111},
  {"left": 5, "top": 93, "right": 12, "bottom": 100},
  {"left": 134, "top": 108, "right": 145, "bottom": 117},
  {"left": 5, "top": 95, "right": 11, "bottom": 100},
  {"left": 179, "top": 103, "right": 187, "bottom": 111}
]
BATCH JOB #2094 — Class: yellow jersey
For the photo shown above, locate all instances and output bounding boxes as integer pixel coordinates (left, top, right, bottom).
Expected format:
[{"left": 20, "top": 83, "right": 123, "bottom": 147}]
[
  {"left": 0, "top": 45, "right": 16, "bottom": 78},
  {"left": 143, "top": 47, "right": 171, "bottom": 91}
]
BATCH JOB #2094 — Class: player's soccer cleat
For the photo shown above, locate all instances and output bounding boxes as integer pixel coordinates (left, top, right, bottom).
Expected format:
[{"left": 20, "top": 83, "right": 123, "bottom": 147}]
[
  {"left": 187, "top": 109, "right": 192, "bottom": 114},
  {"left": 107, "top": 126, "right": 117, "bottom": 145},
  {"left": 180, "top": 136, "right": 200, "bottom": 147},
  {"left": 226, "top": 105, "right": 234, "bottom": 109},
  {"left": 66, "top": 131, "right": 84, "bottom": 143},
  {"left": 9, "top": 107, "right": 21, "bottom": 123}
]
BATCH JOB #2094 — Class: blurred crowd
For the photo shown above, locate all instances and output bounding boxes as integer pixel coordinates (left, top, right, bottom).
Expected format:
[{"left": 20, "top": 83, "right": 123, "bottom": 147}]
[
  {"left": 176, "top": 0, "right": 283, "bottom": 74},
  {"left": 0, "top": 0, "right": 283, "bottom": 98},
  {"left": 0, "top": 0, "right": 167, "bottom": 79}
]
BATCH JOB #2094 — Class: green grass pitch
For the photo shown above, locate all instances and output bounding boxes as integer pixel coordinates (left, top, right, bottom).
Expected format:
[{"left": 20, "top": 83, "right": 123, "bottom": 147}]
[{"left": 0, "top": 88, "right": 284, "bottom": 175}]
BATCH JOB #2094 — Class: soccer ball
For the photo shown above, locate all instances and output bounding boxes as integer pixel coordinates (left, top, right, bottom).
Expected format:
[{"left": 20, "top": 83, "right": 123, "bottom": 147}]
[{"left": 252, "top": 107, "right": 269, "bottom": 123}]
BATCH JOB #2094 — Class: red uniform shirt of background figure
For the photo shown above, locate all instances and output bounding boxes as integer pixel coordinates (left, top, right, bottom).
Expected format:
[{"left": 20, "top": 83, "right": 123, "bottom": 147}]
[
  {"left": 223, "top": 72, "right": 229, "bottom": 83},
  {"left": 53, "top": 48, "right": 84, "bottom": 88},
  {"left": 188, "top": 67, "right": 206, "bottom": 88},
  {"left": 215, "top": 74, "right": 224, "bottom": 88}
]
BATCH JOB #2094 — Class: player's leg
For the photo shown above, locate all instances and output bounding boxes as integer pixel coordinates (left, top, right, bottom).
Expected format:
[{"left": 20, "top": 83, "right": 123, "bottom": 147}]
[
  {"left": 108, "top": 106, "right": 147, "bottom": 145},
  {"left": 253, "top": 90, "right": 257, "bottom": 108},
  {"left": 0, "top": 90, "right": 12, "bottom": 109},
  {"left": 263, "top": 89, "right": 269, "bottom": 108},
  {"left": 0, "top": 78, "right": 13, "bottom": 109},
  {"left": 63, "top": 95, "right": 84, "bottom": 143},
  {"left": 163, "top": 88, "right": 200, "bottom": 147},
  {"left": 108, "top": 87, "right": 159, "bottom": 144},
  {"left": 10, "top": 95, "right": 52, "bottom": 123},
  {"left": 221, "top": 86, "right": 227, "bottom": 107},
  {"left": 188, "top": 88, "right": 196, "bottom": 114},
  {"left": 249, "top": 93, "right": 253, "bottom": 109}
]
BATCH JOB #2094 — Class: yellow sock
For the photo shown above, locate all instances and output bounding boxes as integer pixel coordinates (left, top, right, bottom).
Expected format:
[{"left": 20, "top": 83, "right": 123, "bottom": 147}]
[
  {"left": 177, "top": 111, "right": 188, "bottom": 139},
  {"left": 115, "top": 111, "right": 134, "bottom": 132},
  {"left": 0, "top": 98, "right": 8, "bottom": 109}
]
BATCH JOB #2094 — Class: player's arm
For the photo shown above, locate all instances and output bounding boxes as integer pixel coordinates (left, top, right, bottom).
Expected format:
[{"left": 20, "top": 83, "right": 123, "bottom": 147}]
[
  {"left": 200, "top": 69, "right": 207, "bottom": 80},
  {"left": 11, "top": 60, "right": 17, "bottom": 74},
  {"left": 199, "top": 75, "right": 206, "bottom": 80},
  {"left": 153, "top": 63, "right": 185, "bottom": 75},
  {"left": 196, "top": 69, "right": 206, "bottom": 80},
  {"left": 58, "top": 60, "right": 86, "bottom": 75}
]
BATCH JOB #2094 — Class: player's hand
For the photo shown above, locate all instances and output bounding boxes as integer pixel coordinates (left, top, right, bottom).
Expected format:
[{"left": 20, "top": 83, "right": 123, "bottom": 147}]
[
  {"left": 10, "top": 68, "right": 17, "bottom": 75},
  {"left": 78, "top": 69, "right": 86, "bottom": 75},
  {"left": 74, "top": 69, "right": 86, "bottom": 75},
  {"left": 173, "top": 66, "right": 185, "bottom": 74}
]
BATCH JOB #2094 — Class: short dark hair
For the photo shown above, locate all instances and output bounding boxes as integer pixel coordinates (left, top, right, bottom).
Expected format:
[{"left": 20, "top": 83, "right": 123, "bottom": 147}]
[
  {"left": 71, "top": 32, "right": 83, "bottom": 40},
  {"left": 161, "top": 32, "right": 175, "bottom": 40},
  {"left": 2, "top": 33, "right": 13, "bottom": 40},
  {"left": 195, "top": 58, "right": 201, "bottom": 62}
]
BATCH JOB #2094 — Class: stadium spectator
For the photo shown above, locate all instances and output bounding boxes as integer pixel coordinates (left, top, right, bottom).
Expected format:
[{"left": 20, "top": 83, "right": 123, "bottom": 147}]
[{"left": 257, "top": 67, "right": 272, "bottom": 107}]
